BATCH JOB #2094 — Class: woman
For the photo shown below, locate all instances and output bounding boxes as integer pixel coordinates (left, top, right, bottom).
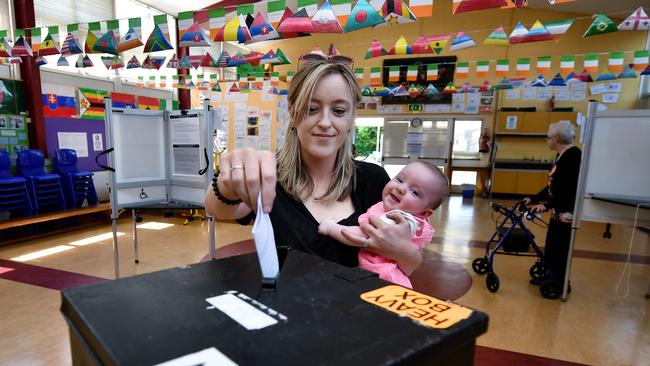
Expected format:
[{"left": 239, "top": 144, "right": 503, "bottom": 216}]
[
  {"left": 524, "top": 121, "right": 581, "bottom": 288},
  {"left": 205, "top": 58, "right": 421, "bottom": 274}
]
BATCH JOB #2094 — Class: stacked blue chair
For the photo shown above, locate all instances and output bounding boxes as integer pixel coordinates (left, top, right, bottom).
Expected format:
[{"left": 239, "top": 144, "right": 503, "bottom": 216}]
[
  {"left": 16, "top": 149, "right": 66, "bottom": 214},
  {"left": 0, "top": 150, "right": 34, "bottom": 217},
  {"left": 53, "top": 149, "right": 98, "bottom": 209}
]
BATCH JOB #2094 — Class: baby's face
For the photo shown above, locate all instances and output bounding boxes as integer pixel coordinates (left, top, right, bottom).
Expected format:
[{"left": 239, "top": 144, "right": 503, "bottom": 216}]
[{"left": 382, "top": 163, "right": 441, "bottom": 217}]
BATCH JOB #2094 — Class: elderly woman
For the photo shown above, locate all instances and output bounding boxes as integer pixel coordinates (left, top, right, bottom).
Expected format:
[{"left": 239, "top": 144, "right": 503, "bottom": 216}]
[
  {"left": 524, "top": 121, "right": 582, "bottom": 292},
  {"left": 205, "top": 57, "right": 421, "bottom": 274}
]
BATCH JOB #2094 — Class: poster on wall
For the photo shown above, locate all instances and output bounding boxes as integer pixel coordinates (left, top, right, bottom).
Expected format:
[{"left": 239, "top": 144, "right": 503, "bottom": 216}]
[
  {"left": 57, "top": 132, "right": 89, "bottom": 157},
  {"left": 246, "top": 106, "right": 259, "bottom": 148},
  {"left": 234, "top": 103, "right": 246, "bottom": 149},
  {"left": 259, "top": 110, "right": 272, "bottom": 151},
  {"left": 0, "top": 115, "right": 29, "bottom": 156}
]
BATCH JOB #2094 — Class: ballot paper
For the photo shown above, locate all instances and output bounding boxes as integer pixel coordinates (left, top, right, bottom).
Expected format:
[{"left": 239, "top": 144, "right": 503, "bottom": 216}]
[{"left": 252, "top": 192, "right": 279, "bottom": 279}]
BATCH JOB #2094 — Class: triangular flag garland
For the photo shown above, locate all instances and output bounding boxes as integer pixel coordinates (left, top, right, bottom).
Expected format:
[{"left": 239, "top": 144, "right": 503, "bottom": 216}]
[
  {"left": 617, "top": 66, "right": 637, "bottom": 79},
  {"left": 427, "top": 34, "right": 452, "bottom": 54},
  {"left": 484, "top": 26, "right": 509, "bottom": 46},
  {"left": 525, "top": 20, "right": 553, "bottom": 43},
  {"left": 118, "top": 18, "right": 143, "bottom": 52},
  {"left": 85, "top": 22, "right": 101, "bottom": 54},
  {"left": 376, "top": 0, "right": 417, "bottom": 27},
  {"left": 618, "top": 7, "right": 649, "bottom": 31},
  {"left": 388, "top": 36, "right": 412, "bottom": 55},
  {"left": 39, "top": 30, "right": 60, "bottom": 56},
  {"left": 126, "top": 55, "right": 141, "bottom": 69},
  {"left": 144, "top": 14, "right": 173, "bottom": 52},
  {"left": 311, "top": 1, "right": 343, "bottom": 33},
  {"left": 344, "top": 0, "right": 385, "bottom": 32},
  {"left": 584, "top": 13, "right": 618, "bottom": 37},
  {"left": 583, "top": 54, "right": 599, "bottom": 73},
  {"left": 57, "top": 56, "right": 69, "bottom": 67},
  {"left": 595, "top": 69, "right": 617, "bottom": 81},
  {"left": 508, "top": 22, "right": 529, "bottom": 44},
  {"left": 536, "top": 56, "right": 552, "bottom": 74},
  {"left": 411, "top": 36, "right": 433, "bottom": 54},
  {"left": 548, "top": 73, "right": 566, "bottom": 86},
  {"left": 365, "top": 39, "right": 388, "bottom": 59},
  {"left": 449, "top": 32, "right": 476, "bottom": 51},
  {"left": 531, "top": 75, "right": 548, "bottom": 87},
  {"left": 453, "top": 0, "right": 508, "bottom": 14},
  {"left": 93, "top": 30, "right": 118, "bottom": 55},
  {"left": 633, "top": 50, "right": 649, "bottom": 71},
  {"left": 11, "top": 34, "right": 33, "bottom": 57},
  {"left": 543, "top": 19, "right": 574, "bottom": 41}
]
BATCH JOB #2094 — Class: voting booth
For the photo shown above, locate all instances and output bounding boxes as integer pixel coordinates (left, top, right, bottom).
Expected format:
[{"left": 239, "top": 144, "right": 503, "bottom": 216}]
[
  {"left": 61, "top": 249, "right": 489, "bottom": 365},
  {"left": 103, "top": 99, "right": 223, "bottom": 278}
]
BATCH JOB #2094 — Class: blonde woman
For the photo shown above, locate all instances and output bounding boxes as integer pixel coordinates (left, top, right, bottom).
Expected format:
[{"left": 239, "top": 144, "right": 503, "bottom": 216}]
[{"left": 205, "top": 58, "right": 421, "bottom": 274}]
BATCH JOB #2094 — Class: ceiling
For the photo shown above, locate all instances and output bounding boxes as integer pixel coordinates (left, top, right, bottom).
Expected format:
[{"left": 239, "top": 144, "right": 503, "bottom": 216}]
[{"left": 137, "top": 0, "right": 644, "bottom": 17}]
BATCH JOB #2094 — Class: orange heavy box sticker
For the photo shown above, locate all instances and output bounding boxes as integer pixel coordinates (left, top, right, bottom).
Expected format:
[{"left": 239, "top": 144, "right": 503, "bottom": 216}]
[{"left": 360, "top": 285, "right": 473, "bottom": 329}]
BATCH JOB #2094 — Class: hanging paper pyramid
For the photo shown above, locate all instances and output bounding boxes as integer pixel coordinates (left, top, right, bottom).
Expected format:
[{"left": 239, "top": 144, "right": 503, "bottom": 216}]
[
  {"left": 311, "top": 1, "right": 343, "bottom": 33},
  {"left": 179, "top": 21, "right": 212, "bottom": 47},
  {"left": 617, "top": 66, "right": 637, "bottom": 79},
  {"left": 11, "top": 35, "right": 33, "bottom": 57},
  {"left": 449, "top": 32, "right": 476, "bottom": 51},
  {"left": 372, "top": 86, "right": 391, "bottom": 96},
  {"left": 442, "top": 83, "right": 457, "bottom": 94},
  {"left": 34, "top": 56, "right": 47, "bottom": 67},
  {"left": 376, "top": 0, "right": 417, "bottom": 27},
  {"left": 248, "top": 12, "right": 281, "bottom": 41},
  {"left": 411, "top": 36, "right": 432, "bottom": 54},
  {"left": 227, "top": 52, "right": 245, "bottom": 67},
  {"left": 110, "top": 56, "right": 124, "bottom": 70},
  {"left": 344, "top": 0, "right": 385, "bottom": 32},
  {"left": 166, "top": 54, "right": 179, "bottom": 68},
  {"left": 327, "top": 44, "right": 339, "bottom": 56},
  {"left": 525, "top": 20, "right": 554, "bottom": 42},
  {"left": 361, "top": 86, "right": 374, "bottom": 96},
  {"left": 85, "top": 27, "right": 99, "bottom": 54},
  {"left": 508, "top": 22, "right": 529, "bottom": 44},
  {"left": 276, "top": 7, "right": 312, "bottom": 38},
  {"left": 38, "top": 33, "right": 60, "bottom": 56},
  {"left": 391, "top": 85, "right": 409, "bottom": 97},
  {"left": 118, "top": 27, "right": 143, "bottom": 53},
  {"left": 75, "top": 54, "right": 93, "bottom": 68},
  {"left": 365, "top": 39, "right": 388, "bottom": 59},
  {"left": 595, "top": 69, "right": 617, "bottom": 81},
  {"left": 453, "top": 0, "right": 508, "bottom": 14},
  {"left": 101, "top": 55, "right": 115, "bottom": 69},
  {"left": 310, "top": 46, "right": 326, "bottom": 56},
  {"left": 531, "top": 75, "right": 548, "bottom": 87},
  {"left": 57, "top": 56, "right": 69, "bottom": 66},
  {"left": 496, "top": 77, "right": 513, "bottom": 89},
  {"left": 212, "top": 83, "right": 221, "bottom": 92},
  {"left": 479, "top": 81, "right": 492, "bottom": 93},
  {"left": 424, "top": 84, "right": 440, "bottom": 97},
  {"left": 92, "top": 30, "right": 118, "bottom": 55},
  {"left": 618, "top": 7, "right": 649, "bottom": 31},
  {"left": 427, "top": 34, "right": 452, "bottom": 54},
  {"left": 564, "top": 72, "right": 579, "bottom": 82},
  {"left": 584, "top": 13, "right": 618, "bottom": 37},
  {"left": 187, "top": 55, "right": 203, "bottom": 69},
  {"left": 543, "top": 19, "right": 574, "bottom": 41},
  {"left": 578, "top": 70, "right": 593, "bottom": 82},
  {"left": 641, "top": 65, "right": 650, "bottom": 76},
  {"left": 144, "top": 25, "right": 173, "bottom": 52},
  {"left": 458, "top": 82, "right": 475, "bottom": 93},
  {"left": 142, "top": 55, "right": 166, "bottom": 70},
  {"left": 388, "top": 36, "right": 412, "bottom": 55},
  {"left": 126, "top": 55, "right": 141, "bottom": 69},
  {"left": 215, "top": 51, "right": 230, "bottom": 67},
  {"left": 484, "top": 26, "right": 509, "bottom": 46},
  {"left": 548, "top": 73, "right": 566, "bottom": 86},
  {"left": 245, "top": 52, "right": 264, "bottom": 67},
  {"left": 176, "top": 55, "right": 192, "bottom": 69},
  {"left": 408, "top": 84, "right": 424, "bottom": 97},
  {"left": 275, "top": 48, "right": 291, "bottom": 65},
  {"left": 201, "top": 53, "right": 219, "bottom": 68},
  {"left": 278, "top": 8, "right": 315, "bottom": 33},
  {"left": 186, "top": 81, "right": 197, "bottom": 89},
  {"left": 61, "top": 33, "right": 83, "bottom": 55},
  {"left": 0, "top": 38, "right": 11, "bottom": 57},
  {"left": 510, "top": 0, "right": 527, "bottom": 8}
]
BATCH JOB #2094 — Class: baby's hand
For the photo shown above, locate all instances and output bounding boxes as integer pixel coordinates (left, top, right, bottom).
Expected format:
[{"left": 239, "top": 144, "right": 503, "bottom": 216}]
[{"left": 318, "top": 219, "right": 336, "bottom": 236}]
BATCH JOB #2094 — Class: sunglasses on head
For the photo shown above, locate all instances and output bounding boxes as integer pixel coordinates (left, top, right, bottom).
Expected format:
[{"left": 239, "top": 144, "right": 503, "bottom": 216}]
[{"left": 298, "top": 53, "right": 354, "bottom": 69}]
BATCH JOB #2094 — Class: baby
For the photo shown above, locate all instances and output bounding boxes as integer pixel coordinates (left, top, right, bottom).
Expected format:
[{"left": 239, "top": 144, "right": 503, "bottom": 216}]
[{"left": 319, "top": 162, "right": 449, "bottom": 288}]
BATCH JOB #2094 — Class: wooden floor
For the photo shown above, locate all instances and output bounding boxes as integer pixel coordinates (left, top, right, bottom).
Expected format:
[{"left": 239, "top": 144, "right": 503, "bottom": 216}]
[{"left": 0, "top": 196, "right": 648, "bottom": 365}]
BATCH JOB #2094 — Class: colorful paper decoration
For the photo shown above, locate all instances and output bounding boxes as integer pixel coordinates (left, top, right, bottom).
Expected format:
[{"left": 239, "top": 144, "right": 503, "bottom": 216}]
[
  {"left": 578, "top": 70, "right": 593, "bottom": 82},
  {"left": 118, "top": 29, "right": 142, "bottom": 53},
  {"left": 408, "top": 84, "right": 424, "bottom": 97},
  {"left": 484, "top": 26, "right": 509, "bottom": 46},
  {"left": 476, "top": 61, "right": 490, "bottom": 78},
  {"left": 179, "top": 21, "right": 212, "bottom": 47},
  {"left": 39, "top": 32, "right": 60, "bottom": 56},
  {"left": 298, "top": 0, "right": 319, "bottom": 16},
  {"left": 531, "top": 75, "right": 547, "bottom": 87},
  {"left": 388, "top": 66, "right": 400, "bottom": 82},
  {"left": 452, "top": 0, "right": 508, "bottom": 14},
  {"left": 278, "top": 8, "right": 315, "bottom": 33},
  {"left": 584, "top": 13, "right": 618, "bottom": 37},
  {"left": 496, "top": 59, "right": 509, "bottom": 77},
  {"left": 411, "top": 36, "right": 432, "bottom": 54},
  {"left": 536, "top": 56, "right": 552, "bottom": 74},
  {"left": 442, "top": 83, "right": 457, "bottom": 94},
  {"left": 276, "top": 7, "right": 311, "bottom": 38},
  {"left": 144, "top": 15, "right": 173, "bottom": 52},
  {"left": 409, "top": 0, "right": 433, "bottom": 17},
  {"left": 275, "top": 48, "right": 292, "bottom": 64},
  {"left": 85, "top": 22, "right": 101, "bottom": 54},
  {"left": 248, "top": 12, "right": 281, "bottom": 41},
  {"left": 456, "top": 62, "right": 469, "bottom": 78},
  {"left": 164, "top": 54, "right": 178, "bottom": 69},
  {"left": 404, "top": 65, "right": 417, "bottom": 81},
  {"left": 261, "top": 50, "right": 279, "bottom": 65},
  {"left": 35, "top": 56, "right": 47, "bottom": 67},
  {"left": 427, "top": 34, "right": 452, "bottom": 54},
  {"left": 61, "top": 33, "right": 83, "bottom": 56},
  {"left": 510, "top": 0, "right": 527, "bottom": 8},
  {"left": 343, "top": 0, "right": 385, "bottom": 32},
  {"left": 618, "top": 66, "right": 637, "bottom": 79},
  {"left": 424, "top": 83, "right": 440, "bottom": 96},
  {"left": 525, "top": 20, "right": 553, "bottom": 42},
  {"left": 142, "top": 55, "right": 166, "bottom": 70},
  {"left": 426, "top": 64, "right": 438, "bottom": 81},
  {"left": 391, "top": 85, "right": 409, "bottom": 96},
  {"left": 583, "top": 54, "right": 599, "bottom": 73},
  {"left": 449, "top": 32, "right": 476, "bottom": 51},
  {"left": 516, "top": 58, "right": 531, "bottom": 77},
  {"left": 388, "top": 36, "right": 412, "bottom": 55},
  {"left": 548, "top": 73, "right": 566, "bottom": 86},
  {"left": 75, "top": 54, "right": 93, "bottom": 68},
  {"left": 227, "top": 52, "right": 245, "bottom": 67},
  {"left": 618, "top": 7, "right": 649, "bottom": 31},
  {"left": 458, "top": 82, "right": 475, "bottom": 93},
  {"left": 641, "top": 65, "right": 650, "bottom": 76},
  {"left": 101, "top": 55, "right": 115, "bottom": 69},
  {"left": 560, "top": 55, "right": 575, "bottom": 75},
  {"left": 11, "top": 35, "right": 32, "bottom": 57},
  {"left": 608, "top": 52, "right": 625, "bottom": 72},
  {"left": 112, "top": 92, "right": 137, "bottom": 109},
  {"left": 508, "top": 22, "right": 529, "bottom": 44},
  {"left": 93, "top": 30, "right": 118, "bottom": 55},
  {"left": 312, "top": 1, "right": 343, "bottom": 33},
  {"left": 542, "top": 18, "right": 574, "bottom": 40},
  {"left": 377, "top": 0, "right": 417, "bottom": 27},
  {"left": 564, "top": 72, "right": 579, "bottom": 83},
  {"left": 479, "top": 81, "right": 492, "bottom": 92},
  {"left": 215, "top": 16, "right": 250, "bottom": 43},
  {"left": 126, "top": 55, "right": 141, "bottom": 69},
  {"left": 30, "top": 27, "right": 42, "bottom": 54},
  {"left": 365, "top": 39, "right": 388, "bottom": 59},
  {"left": 633, "top": 50, "right": 649, "bottom": 71},
  {"left": 595, "top": 69, "right": 617, "bottom": 81},
  {"left": 56, "top": 56, "right": 69, "bottom": 67},
  {"left": 245, "top": 52, "right": 264, "bottom": 66},
  {"left": 370, "top": 67, "right": 382, "bottom": 85},
  {"left": 372, "top": 86, "right": 390, "bottom": 96},
  {"left": 361, "top": 85, "right": 373, "bottom": 96},
  {"left": 78, "top": 88, "right": 107, "bottom": 120},
  {"left": 188, "top": 55, "right": 203, "bottom": 69},
  {"left": 212, "top": 82, "right": 222, "bottom": 92}
]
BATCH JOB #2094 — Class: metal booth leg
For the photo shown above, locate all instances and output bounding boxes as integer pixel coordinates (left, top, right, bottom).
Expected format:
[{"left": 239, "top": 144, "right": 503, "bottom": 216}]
[
  {"left": 208, "top": 216, "right": 216, "bottom": 260},
  {"left": 112, "top": 217, "right": 120, "bottom": 279},
  {"left": 132, "top": 209, "right": 139, "bottom": 264}
]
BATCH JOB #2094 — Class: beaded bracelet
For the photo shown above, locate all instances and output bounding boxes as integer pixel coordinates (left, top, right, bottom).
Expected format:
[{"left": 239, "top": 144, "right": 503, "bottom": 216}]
[{"left": 212, "top": 170, "right": 243, "bottom": 205}]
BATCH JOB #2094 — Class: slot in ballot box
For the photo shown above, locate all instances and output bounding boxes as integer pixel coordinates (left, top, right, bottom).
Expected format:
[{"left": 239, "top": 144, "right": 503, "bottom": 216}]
[{"left": 61, "top": 249, "right": 488, "bottom": 365}]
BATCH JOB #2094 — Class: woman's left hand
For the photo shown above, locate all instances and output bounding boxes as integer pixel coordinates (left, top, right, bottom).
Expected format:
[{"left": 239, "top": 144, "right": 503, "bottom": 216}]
[{"left": 341, "top": 212, "right": 422, "bottom": 275}]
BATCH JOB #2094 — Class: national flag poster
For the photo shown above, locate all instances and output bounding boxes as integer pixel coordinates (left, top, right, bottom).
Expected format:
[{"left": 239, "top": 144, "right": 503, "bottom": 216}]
[
  {"left": 41, "top": 83, "right": 77, "bottom": 118},
  {"left": 78, "top": 88, "right": 108, "bottom": 120},
  {"left": 111, "top": 92, "right": 136, "bottom": 109},
  {"left": 137, "top": 95, "right": 161, "bottom": 110}
]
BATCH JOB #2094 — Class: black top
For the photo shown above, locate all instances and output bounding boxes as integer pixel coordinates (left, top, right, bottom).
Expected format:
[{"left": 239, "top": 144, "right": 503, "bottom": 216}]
[
  {"left": 239, "top": 161, "right": 390, "bottom": 267},
  {"left": 533, "top": 146, "right": 582, "bottom": 213}
]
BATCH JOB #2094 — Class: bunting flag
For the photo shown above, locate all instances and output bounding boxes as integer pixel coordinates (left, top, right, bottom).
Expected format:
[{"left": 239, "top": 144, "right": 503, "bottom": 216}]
[
  {"left": 564, "top": 72, "right": 579, "bottom": 83},
  {"left": 560, "top": 55, "right": 575, "bottom": 75},
  {"left": 442, "top": 83, "right": 457, "bottom": 94},
  {"left": 496, "top": 59, "right": 509, "bottom": 77},
  {"left": 331, "top": 0, "right": 353, "bottom": 26},
  {"left": 641, "top": 65, "right": 650, "bottom": 76},
  {"left": 78, "top": 88, "right": 107, "bottom": 120},
  {"left": 227, "top": 52, "right": 245, "bottom": 67},
  {"left": 583, "top": 54, "right": 599, "bottom": 73},
  {"left": 188, "top": 55, "right": 203, "bottom": 68},
  {"left": 311, "top": 1, "right": 343, "bottom": 33},
  {"left": 525, "top": 20, "right": 553, "bottom": 42},
  {"left": 516, "top": 58, "right": 531, "bottom": 77},
  {"left": 479, "top": 81, "right": 492, "bottom": 92},
  {"left": 344, "top": 0, "right": 385, "bottom": 32},
  {"left": 215, "top": 16, "right": 249, "bottom": 42},
  {"left": 584, "top": 13, "right": 618, "bottom": 37},
  {"left": 278, "top": 8, "right": 315, "bottom": 33},
  {"left": 365, "top": 39, "right": 388, "bottom": 59},
  {"left": 178, "top": 11, "right": 194, "bottom": 43},
  {"left": 409, "top": 0, "right": 433, "bottom": 17},
  {"left": 199, "top": 52, "right": 217, "bottom": 67},
  {"left": 452, "top": 0, "right": 508, "bottom": 14},
  {"left": 126, "top": 55, "right": 141, "bottom": 69},
  {"left": 426, "top": 64, "right": 438, "bottom": 81},
  {"left": 361, "top": 86, "right": 373, "bottom": 96},
  {"left": 578, "top": 70, "right": 593, "bottom": 82},
  {"left": 298, "top": 0, "right": 319, "bottom": 16},
  {"left": 372, "top": 86, "right": 390, "bottom": 96},
  {"left": 118, "top": 18, "right": 143, "bottom": 52},
  {"left": 166, "top": 53, "right": 179, "bottom": 68},
  {"left": 508, "top": 22, "right": 529, "bottom": 44},
  {"left": 208, "top": 9, "right": 226, "bottom": 41},
  {"left": 286, "top": 70, "right": 295, "bottom": 82},
  {"left": 618, "top": 7, "right": 649, "bottom": 31},
  {"left": 179, "top": 19, "right": 212, "bottom": 47},
  {"left": 427, "top": 34, "right": 452, "bottom": 54},
  {"left": 608, "top": 52, "right": 624, "bottom": 72},
  {"left": 275, "top": 48, "right": 291, "bottom": 64},
  {"left": 406, "top": 65, "right": 418, "bottom": 81},
  {"left": 458, "top": 82, "right": 475, "bottom": 94},
  {"left": 142, "top": 55, "right": 166, "bottom": 70},
  {"left": 633, "top": 50, "right": 649, "bottom": 71},
  {"left": 455, "top": 62, "right": 469, "bottom": 78},
  {"left": 267, "top": 1, "right": 286, "bottom": 28},
  {"left": 377, "top": 0, "right": 417, "bottom": 26},
  {"left": 93, "top": 30, "right": 118, "bottom": 55},
  {"left": 275, "top": 7, "right": 310, "bottom": 38},
  {"left": 271, "top": 71, "right": 281, "bottom": 86},
  {"left": 261, "top": 50, "right": 280, "bottom": 64},
  {"left": 531, "top": 75, "right": 547, "bottom": 87},
  {"left": 354, "top": 67, "right": 364, "bottom": 82},
  {"left": 39, "top": 30, "right": 60, "bottom": 56},
  {"left": 111, "top": 92, "right": 137, "bottom": 109},
  {"left": 57, "top": 56, "right": 69, "bottom": 66},
  {"left": 41, "top": 84, "right": 77, "bottom": 118},
  {"left": 249, "top": 12, "right": 281, "bottom": 41},
  {"left": 424, "top": 83, "right": 440, "bottom": 96},
  {"left": 171, "top": 75, "right": 179, "bottom": 88},
  {"left": 484, "top": 26, "right": 509, "bottom": 46},
  {"left": 110, "top": 56, "right": 124, "bottom": 69},
  {"left": 178, "top": 55, "right": 193, "bottom": 69},
  {"left": 75, "top": 54, "right": 92, "bottom": 68},
  {"left": 370, "top": 67, "right": 381, "bottom": 85},
  {"left": 101, "top": 55, "right": 115, "bottom": 69},
  {"left": 536, "top": 56, "right": 552, "bottom": 74},
  {"left": 510, "top": 0, "right": 527, "bottom": 8},
  {"left": 107, "top": 20, "right": 121, "bottom": 43},
  {"left": 35, "top": 56, "right": 47, "bottom": 67},
  {"left": 449, "top": 32, "right": 476, "bottom": 51},
  {"left": 476, "top": 60, "right": 490, "bottom": 78},
  {"left": 144, "top": 15, "right": 173, "bottom": 52},
  {"left": 30, "top": 27, "right": 41, "bottom": 53},
  {"left": 388, "top": 66, "right": 400, "bottom": 82},
  {"left": 61, "top": 28, "right": 83, "bottom": 56},
  {"left": 618, "top": 66, "right": 637, "bottom": 79},
  {"left": 11, "top": 33, "right": 33, "bottom": 57},
  {"left": 548, "top": 73, "right": 565, "bottom": 86},
  {"left": 411, "top": 35, "right": 433, "bottom": 54},
  {"left": 542, "top": 18, "right": 573, "bottom": 40},
  {"left": 595, "top": 69, "right": 617, "bottom": 81},
  {"left": 85, "top": 22, "right": 101, "bottom": 53},
  {"left": 388, "top": 36, "right": 412, "bottom": 55},
  {"left": 408, "top": 84, "right": 424, "bottom": 97},
  {"left": 391, "top": 85, "right": 409, "bottom": 96},
  {"left": 212, "top": 82, "right": 222, "bottom": 92},
  {"left": 245, "top": 51, "right": 264, "bottom": 66},
  {"left": 0, "top": 30, "right": 10, "bottom": 57},
  {"left": 148, "top": 76, "right": 157, "bottom": 88}
]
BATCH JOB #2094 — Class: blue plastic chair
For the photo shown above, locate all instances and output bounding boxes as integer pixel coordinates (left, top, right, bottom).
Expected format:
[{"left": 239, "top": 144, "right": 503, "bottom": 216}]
[
  {"left": 53, "top": 149, "right": 98, "bottom": 209},
  {"left": 16, "top": 149, "right": 66, "bottom": 214},
  {"left": 0, "top": 150, "right": 34, "bottom": 217}
]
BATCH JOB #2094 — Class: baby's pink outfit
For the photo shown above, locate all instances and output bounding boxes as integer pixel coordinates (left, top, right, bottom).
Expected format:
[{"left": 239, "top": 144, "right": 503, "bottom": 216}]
[{"left": 358, "top": 202, "right": 435, "bottom": 288}]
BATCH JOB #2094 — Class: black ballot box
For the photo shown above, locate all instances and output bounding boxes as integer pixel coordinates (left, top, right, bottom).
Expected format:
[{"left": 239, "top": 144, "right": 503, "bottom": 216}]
[{"left": 61, "top": 249, "right": 488, "bottom": 365}]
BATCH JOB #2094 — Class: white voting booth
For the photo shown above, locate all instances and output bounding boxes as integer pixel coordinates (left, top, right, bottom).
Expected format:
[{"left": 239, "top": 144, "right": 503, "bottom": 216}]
[
  {"left": 566, "top": 103, "right": 650, "bottom": 300},
  {"left": 103, "top": 99, "right": 225, "bottom": 278}
]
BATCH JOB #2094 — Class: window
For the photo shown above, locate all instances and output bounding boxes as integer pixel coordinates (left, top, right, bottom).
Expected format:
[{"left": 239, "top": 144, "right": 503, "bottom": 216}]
[
  {"left": 452, "top": 119, "right": 482, "bottom": 159},
  {"left": 35, "top": 0, "right": 114, "bottom": 27}
]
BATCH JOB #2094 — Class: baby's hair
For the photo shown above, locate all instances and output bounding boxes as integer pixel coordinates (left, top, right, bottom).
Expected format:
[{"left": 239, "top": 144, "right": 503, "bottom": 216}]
[{"left": 411, "top": 161, "right": 449, "bottom": 210}]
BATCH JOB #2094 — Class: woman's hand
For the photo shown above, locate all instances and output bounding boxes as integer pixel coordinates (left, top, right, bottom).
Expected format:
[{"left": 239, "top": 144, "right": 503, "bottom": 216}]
[
  {"left": 530, "top": 204, "right": 547, "bottom": 213},
  {"left": 341, "top": 212, "right": 422, "bottom": 275},
  {"left": 522, "top": 197, "right": 533, "bottom": 206}
]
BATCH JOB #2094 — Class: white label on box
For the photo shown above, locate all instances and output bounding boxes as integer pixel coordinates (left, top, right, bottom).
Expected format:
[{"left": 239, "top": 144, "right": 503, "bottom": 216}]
[
  {"left": 206, "top": 293, "right": 278, "bottom": 330},
  {"left": 506, "top": 116, "right": 517, "bottom": 130},
  {"left": 155, "top": 347, "right": 238, "bottom": 366}
]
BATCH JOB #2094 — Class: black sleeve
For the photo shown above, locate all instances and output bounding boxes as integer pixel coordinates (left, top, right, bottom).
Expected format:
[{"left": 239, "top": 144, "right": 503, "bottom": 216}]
[{"left": 546, "top": 147, "right": 582, "bottom": 212}]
